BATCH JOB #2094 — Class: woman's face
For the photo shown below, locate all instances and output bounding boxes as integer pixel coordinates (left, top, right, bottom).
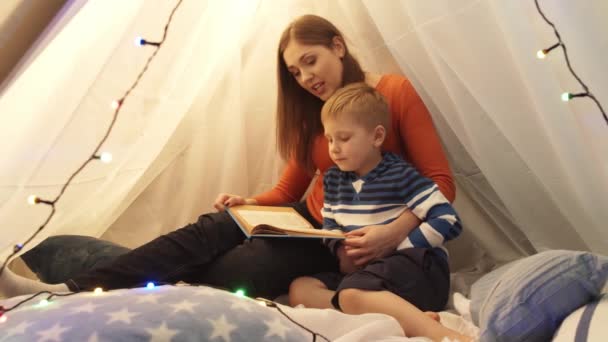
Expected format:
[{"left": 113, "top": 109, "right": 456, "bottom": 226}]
[{"left": 283, "top": 38, "right": 345, "bottom": 101}]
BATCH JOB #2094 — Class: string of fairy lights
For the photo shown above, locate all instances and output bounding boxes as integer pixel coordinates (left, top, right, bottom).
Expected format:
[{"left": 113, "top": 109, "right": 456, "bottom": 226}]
[
  {"left": 0, "top": 0, "right": 184, "bottom": 276},
  {"left": 534, "top": 0, "right": 607, "bottom": 125},
  {"left": 0, "top": 1, "right": 330, "bottom": 340},
  {"left": 0, "top": 0, "right": 185, "bottom": 306},
  {"left": 2, "top": 1, "right": 603, "bottom": 340}
]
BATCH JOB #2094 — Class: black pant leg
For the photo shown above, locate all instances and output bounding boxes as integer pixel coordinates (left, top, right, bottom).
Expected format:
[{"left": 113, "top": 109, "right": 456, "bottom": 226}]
[
  {"left": 194, "top": 202, "right": 339, "bottom": 298},
  {"left": 67, "top": 211, "right": 245, "bottom": 291},
  {"left": 197, "top": 238, "right": 338, "bottom": 299}
]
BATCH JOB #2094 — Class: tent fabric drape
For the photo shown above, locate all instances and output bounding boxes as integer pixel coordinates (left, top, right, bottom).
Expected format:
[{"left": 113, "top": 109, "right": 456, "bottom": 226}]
[{"left": 1, "top": 0, "right": 606, "bottom": 273}]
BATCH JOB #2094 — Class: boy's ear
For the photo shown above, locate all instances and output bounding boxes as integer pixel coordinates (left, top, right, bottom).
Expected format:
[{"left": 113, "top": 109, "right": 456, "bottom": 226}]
[{"left": 373, "top": 125, "right": 386, "bottom": 147}]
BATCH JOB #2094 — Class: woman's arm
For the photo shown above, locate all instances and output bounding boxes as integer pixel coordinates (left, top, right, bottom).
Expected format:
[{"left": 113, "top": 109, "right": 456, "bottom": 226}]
[
  {"left": 214, "top": 158, "right": 312, "bottom": 211},
  {"left": 393, "top": 75, "right": 455, "bottom": 202},
  {"left": 252, "top": 158, "right": 313, "bottom": 205}
]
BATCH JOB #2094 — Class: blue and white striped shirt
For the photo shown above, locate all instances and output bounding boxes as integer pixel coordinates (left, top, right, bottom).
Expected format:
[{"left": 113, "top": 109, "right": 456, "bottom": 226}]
[{"left": 322, "top": 152, "right": 461, "bottom": 258}]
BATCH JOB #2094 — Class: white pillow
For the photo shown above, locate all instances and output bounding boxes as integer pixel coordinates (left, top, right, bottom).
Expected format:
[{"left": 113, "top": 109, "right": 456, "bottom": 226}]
[{"left": 552, "top": 293, "right": 608, "bottom": 342}]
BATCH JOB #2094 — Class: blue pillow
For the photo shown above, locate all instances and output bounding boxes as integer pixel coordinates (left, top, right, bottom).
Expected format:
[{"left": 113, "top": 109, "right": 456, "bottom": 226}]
[
  {"left": 0, "top": 285, "right": 311, "bottom": 341},
  {"left": 21, "top": 235, "right": 130, "bottom": 284},
  {"left": 470, "top": 250, "right": 608, "bottom": 342}
]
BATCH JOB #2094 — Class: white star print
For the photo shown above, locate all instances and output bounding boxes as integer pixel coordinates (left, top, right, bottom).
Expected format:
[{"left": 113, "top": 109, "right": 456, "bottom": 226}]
[
  {"left": 136, "top": 294, "right": 162, "bottom": 304},
  {"left": 70, "top": 301, "right": 99, "bottom": 314},
  {"left": 5, "top": 321, "right": 33, "bottom": 338},
  {"left": 106, "top": 308, "right": 140, "bottom": 324},
  {"left": 162, "top": 285, "right": 181, "bottom": 291},
  {"left": 145, "top": 321, "right": 179, "bottom": 342},
  {"left": 170, "top": 299, "right": 197, "bottom": 314},
  {"left": 264, "top": 317, "right": 290, "bottom": 339},
  {"left": 36, "top": 300, "right": 64, "bottom": 312},
  {"left": 36, "top": 323, "right": 71, "bottom": 342},
  {"left": 230, "top": 297, "right": 255, "bottom": 312},
  {"left": 194, "top": 286, "right": 219, "bottom": 296},
  {"left": 208, "top": 314, "right": 237, "bottom": 341}
]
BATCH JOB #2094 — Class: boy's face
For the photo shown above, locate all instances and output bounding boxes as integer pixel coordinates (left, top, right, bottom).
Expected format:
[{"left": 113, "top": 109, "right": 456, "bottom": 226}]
[{"left": 323, "top": 113, "right": 384, "bottom": 177}]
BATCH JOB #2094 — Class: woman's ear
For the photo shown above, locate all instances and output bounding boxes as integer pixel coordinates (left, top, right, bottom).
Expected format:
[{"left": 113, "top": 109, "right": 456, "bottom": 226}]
[
  {"left": 373, "top": 125, "right": 386, "bottom": 147},
  {"left": 332, "top": 36, "right": 346, "bottom": 59}
]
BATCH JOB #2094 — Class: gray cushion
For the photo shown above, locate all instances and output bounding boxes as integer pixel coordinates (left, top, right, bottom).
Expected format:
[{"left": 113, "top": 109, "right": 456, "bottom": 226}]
[{"left": 21, "top": 235, "right": 130, "bottom": 284}]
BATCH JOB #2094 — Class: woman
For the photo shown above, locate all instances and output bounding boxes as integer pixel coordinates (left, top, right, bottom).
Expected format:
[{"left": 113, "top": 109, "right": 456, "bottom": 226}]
[{"left": 1, "top": 15, "right": 454, "bottom": 304}]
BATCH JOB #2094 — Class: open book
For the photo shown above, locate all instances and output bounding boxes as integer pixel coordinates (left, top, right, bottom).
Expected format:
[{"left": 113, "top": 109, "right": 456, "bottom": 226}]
[{"left": 227, "top": 205, "right": 345, "bottom": 239}]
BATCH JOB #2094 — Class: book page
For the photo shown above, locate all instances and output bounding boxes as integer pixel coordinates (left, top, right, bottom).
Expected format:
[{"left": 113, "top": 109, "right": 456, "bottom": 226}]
[{"left": 237, "top": 210, "right": 311, "bottom": 229}]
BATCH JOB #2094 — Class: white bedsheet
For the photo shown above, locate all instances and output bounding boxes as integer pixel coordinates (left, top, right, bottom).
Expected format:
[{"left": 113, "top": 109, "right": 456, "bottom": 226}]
[{"left": 279, "top": 303, "right": 480, "bottom": 342}]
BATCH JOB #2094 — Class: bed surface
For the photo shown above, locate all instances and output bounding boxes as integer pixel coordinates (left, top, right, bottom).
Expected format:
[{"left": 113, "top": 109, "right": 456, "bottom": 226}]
[{"left": 0, "top": 284, "right": 478, "bottom": 342}]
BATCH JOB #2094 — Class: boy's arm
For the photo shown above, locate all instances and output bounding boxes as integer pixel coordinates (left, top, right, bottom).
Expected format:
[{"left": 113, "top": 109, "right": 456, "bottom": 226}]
[
  {"left": 381, "top": 210, "right": 422, "bottom": 244},
  {"left": 397, "top": 184, "right": 462, "bottom": 250},
  {"left": 344, "top": 165, "right": 459, "bottom": 265}
]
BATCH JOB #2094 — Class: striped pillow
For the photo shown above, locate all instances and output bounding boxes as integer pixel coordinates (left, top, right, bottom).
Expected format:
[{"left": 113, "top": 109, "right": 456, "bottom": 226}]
[
  {"left": 470, "top": 250, "right": 608, "bottom": 342},
  {"left": 553, "top": 293, "right": 608, "bottom": 342}
]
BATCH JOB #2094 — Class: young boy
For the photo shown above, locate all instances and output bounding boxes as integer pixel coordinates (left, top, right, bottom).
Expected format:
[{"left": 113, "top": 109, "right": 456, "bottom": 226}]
[{"left": 288, "top": 83, "right": 472, "bottom": 342}]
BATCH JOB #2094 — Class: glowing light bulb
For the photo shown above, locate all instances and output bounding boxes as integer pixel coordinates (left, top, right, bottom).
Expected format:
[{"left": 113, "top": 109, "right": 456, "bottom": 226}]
[
  {"left": 536, "top": 49, "right": 547, "bottom": 59},
  {"left": 135, "top": 36, "right": 145, "bottom": 46},
  {"left": 13, "top": 244, "right": 23, "bottom": 253},
  {"left": 94, "top": 287, "right": 104, "bottom": 295},
  {"left": 0, "top": 315, "right": 6, "bottom": 323},
  {"left": 27, "top": 195, "right": 39, "bottom": 205},
  {"left": 234, "top": 289, "right": 245, "bottom": 297},
  {"left": 111, "top": 100, "right": 121, "bottom": 110},
  {"left": 38, "top": 299, "right": 49, "bottom": 307},
  {"left": 146, "top": 282, "right": 155, "bottom": 289},
  {"left": 561, "top": 92, "right": 572, "bottom": 102},
  {"left": 100, "top": 152, "right": 113, "bottom": 163}
]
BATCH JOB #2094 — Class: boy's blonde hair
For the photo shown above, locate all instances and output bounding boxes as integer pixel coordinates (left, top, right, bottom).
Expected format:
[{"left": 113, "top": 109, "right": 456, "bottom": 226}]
[{"left": 321, "top": 82, "right": 390, "bottom": 131}]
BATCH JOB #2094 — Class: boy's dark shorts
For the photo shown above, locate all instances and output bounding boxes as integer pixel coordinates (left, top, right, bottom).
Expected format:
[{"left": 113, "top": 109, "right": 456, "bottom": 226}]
[{"left": 311, "top": 247, "right": 450, "bottom": 312}]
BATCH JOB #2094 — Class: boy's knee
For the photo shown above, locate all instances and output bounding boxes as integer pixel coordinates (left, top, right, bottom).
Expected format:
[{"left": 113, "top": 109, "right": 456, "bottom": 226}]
[
  {"left": 289, "top": 276, "right": 325, "bottom": 307},
  {"left": 288, "top": 277, "right": 311, "bottom": 306},
  {"left": 337, "top": 288, "right": 363, "bottom": 312}
]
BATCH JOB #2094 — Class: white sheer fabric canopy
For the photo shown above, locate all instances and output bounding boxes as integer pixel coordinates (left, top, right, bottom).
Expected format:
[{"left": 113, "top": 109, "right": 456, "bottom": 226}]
[{"left": 1, "top": 0, "right": 606, "bottom": 272}]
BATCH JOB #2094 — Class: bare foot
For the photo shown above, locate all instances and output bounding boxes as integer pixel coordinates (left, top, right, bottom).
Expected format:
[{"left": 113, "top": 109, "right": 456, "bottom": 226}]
[
  {"left": 425, "top": 311, "right": 440, "bottom": 322},
  {"left": 445, "top": 333, "right": 474, "bottom": 342}
]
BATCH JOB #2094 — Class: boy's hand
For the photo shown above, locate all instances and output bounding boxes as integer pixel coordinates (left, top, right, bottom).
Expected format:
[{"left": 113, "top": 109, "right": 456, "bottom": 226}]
[
  {"left": 336, "top": 244, "right": 359, "bottom": 274},
  {"left": 213, "top": 193, "right": 257, "bottom": 212}
]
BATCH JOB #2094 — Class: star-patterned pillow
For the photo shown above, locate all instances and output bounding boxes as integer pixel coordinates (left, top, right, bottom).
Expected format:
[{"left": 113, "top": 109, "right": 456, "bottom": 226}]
[{"left": 0, "top": 285, "right": 312, "bottom": 341}]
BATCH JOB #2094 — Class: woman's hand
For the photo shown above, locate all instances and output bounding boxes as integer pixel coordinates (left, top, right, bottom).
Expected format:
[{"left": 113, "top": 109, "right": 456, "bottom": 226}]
[
  {"left": 342, "top": 210, "right": 420, "bottom": 266},
  {"left": 213, "top": 193, "right": 257, "bottom": 212},
  {"left": 342, "top": 225, "right": 402, "bottom": 267}
]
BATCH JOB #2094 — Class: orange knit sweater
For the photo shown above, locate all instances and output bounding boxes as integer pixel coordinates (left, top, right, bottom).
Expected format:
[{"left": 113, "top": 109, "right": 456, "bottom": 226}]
[{"left": 254, "top": 74, "right": 455, "bottom": 224}]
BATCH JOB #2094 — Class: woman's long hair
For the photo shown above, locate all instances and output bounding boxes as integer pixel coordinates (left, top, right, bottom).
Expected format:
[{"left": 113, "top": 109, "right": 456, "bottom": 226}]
[{"left": 276, "top": 15, "right": 365, "bottom": 174}]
